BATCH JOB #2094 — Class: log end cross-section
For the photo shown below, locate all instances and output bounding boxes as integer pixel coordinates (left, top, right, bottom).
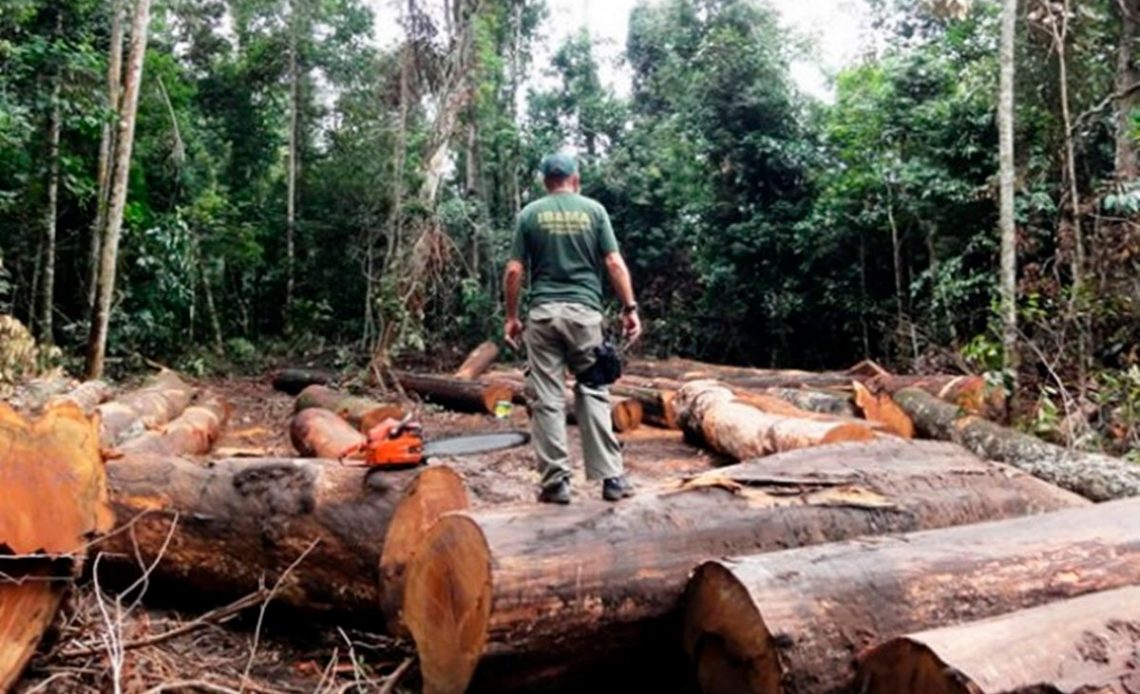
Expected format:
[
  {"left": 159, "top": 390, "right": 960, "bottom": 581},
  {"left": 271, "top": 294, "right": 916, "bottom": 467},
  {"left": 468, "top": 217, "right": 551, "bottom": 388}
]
[
  {"left": 0, "top": 403, "right": 113, "bottom": 691},
  {"left": 379, "top": 466, "right": 470, "bottom": 634},
  {"left": 403, "top": 514, "right": 493, "bottom": 694}
]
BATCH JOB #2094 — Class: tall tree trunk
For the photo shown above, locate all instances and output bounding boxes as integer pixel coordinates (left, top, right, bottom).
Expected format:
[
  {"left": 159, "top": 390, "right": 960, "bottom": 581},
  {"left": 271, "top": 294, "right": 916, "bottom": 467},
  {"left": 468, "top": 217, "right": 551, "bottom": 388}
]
[
  {"left": 89, "top": 0, "right": 124, "bottom": 312},
  {"left": 999, "top": 0, "right": 1018, "bottom": 407},
  {"left": 40, "top": 75, "right": 61, "bottom": 345},
  {"left": 465, "top": 118, "right": 480, "bottom": 279},
  {"left": 86, "top": 0, "right": 152, "bottom": 379},
  {"left": 285, "top": 0, "right": 299, "bottom": 335},
  {"left": 1116, "top": 0, "right": 1139, "bottom": 180},
  {"left": 884, "top": 187, "right": 906, "bottom": 356}
]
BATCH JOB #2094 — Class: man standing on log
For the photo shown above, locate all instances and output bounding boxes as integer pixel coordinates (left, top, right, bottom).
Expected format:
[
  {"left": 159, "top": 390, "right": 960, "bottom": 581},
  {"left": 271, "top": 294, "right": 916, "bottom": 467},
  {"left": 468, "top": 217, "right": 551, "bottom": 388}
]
[{"left": 503, "top": 152, "right": 642, "bottom": 504}]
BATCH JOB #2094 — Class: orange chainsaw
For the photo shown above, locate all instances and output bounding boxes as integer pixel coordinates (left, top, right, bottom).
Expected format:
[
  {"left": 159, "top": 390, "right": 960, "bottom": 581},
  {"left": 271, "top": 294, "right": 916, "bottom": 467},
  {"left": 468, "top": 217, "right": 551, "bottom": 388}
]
[{"left": 360, "top": 413, "right": 529, "bottom": 469}]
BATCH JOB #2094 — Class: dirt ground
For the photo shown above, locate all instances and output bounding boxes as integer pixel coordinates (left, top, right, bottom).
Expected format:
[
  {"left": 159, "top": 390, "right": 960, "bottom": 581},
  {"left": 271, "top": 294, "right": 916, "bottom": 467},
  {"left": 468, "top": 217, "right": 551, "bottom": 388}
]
[{"left": 13, "top": 375, "right": 717, "bottom": 693}]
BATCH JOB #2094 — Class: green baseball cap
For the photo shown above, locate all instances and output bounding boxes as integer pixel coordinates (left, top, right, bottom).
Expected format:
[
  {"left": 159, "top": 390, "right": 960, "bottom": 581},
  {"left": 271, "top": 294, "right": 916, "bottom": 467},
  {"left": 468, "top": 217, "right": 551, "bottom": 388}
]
[{"left": 539, "top": 151, "right": 578, "bottom": 178}]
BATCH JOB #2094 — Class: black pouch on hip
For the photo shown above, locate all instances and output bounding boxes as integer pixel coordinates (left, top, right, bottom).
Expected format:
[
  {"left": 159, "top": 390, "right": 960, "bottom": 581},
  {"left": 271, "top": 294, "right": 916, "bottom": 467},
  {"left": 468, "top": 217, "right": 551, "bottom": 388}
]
[{"left": 575, "top": 339, "right": 622, "bottom": 389}]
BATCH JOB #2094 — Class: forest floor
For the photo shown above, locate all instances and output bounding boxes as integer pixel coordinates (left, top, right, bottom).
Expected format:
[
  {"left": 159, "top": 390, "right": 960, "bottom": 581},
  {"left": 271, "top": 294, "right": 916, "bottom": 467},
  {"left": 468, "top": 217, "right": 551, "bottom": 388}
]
[{"left": 16, "top": 375, "right": 719, "bottom": 693}]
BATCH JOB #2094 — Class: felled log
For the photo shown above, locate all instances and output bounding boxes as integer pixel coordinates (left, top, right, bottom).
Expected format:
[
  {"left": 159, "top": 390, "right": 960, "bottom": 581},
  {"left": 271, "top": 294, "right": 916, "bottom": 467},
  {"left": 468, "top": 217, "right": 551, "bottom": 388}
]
[
  {"left": 565, "top": 390, "right": 643, "bottom": 432},
  {"left": 852, "top": 381, "right": 914, "bottom": 438},
  {"left": 397, "top": 440, "right": 1086, "bottom": 694},
  {"left": 0, "top": 404, "right": 113, "bottom": 691},
  {"left": 682, "top": 496, "right": 1140, "bottom": 694},
  {"left": 871, "top": 372, "right": 1004, "bottom": 419},
  {"left": 290, "top": 408, "right": 367, "bottom": 458},
  {"left": 272, "top": 367, "right": 337, "bottom": 395},
  {"left": 394, "top": 372, "right": 514, "bottom": 415},
  {"left": 762, "top": 387, "right": 855, "bottom": 417},
  {"left": 454, "top": 341, "right": 500, "bottom": 381},
  {"left": 47, "top": 379, "right": 113, "bottom": 414},
  {"left": 675, "top": 381, "right": 876, "bottom": 459},
  {"left": 378, "top": 466, "right": 469, "bottom": 632},
  {"left": 294, "top": 384, "right": 405, "bottom": 432},
  {"left": 896, "top": 387, "right": 1140, "bottom": 500},
  {"left": 97, "top": 370, "right": 195, "bottom": 447},
  {"left": 117, "top": 391, "right": 229, "bottom": 456},
  {"left": 611, "top": 383, "right": 678, "bottom": 429},
  {"left": 856, "top": 586, "right": 1140, "bottom": 694},
  {"left": 98, "top": 456, "right": 461, "bottom": 617}
]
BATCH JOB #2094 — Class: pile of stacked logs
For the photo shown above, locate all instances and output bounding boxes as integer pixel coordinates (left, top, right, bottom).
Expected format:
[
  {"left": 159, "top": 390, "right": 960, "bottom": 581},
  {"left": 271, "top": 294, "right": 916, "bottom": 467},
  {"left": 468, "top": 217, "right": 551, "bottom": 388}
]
[{"left": 4, "top": 346, "right": 1140, "bottom": 694}]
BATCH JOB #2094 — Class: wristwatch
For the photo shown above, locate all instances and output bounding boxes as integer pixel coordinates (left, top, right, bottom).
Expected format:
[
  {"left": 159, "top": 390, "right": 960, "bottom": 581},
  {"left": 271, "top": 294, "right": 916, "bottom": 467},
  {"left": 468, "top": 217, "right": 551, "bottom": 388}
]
[{"left": 622, "top": 303, "right": 638, "bottom": 315}]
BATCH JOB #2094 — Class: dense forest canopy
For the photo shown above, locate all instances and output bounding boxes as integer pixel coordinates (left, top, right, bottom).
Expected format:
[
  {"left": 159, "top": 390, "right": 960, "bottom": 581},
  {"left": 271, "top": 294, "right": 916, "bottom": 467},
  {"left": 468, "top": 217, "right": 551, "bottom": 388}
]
[{"left": 2, "top": 0, "right": 1139, "bottom": 452}]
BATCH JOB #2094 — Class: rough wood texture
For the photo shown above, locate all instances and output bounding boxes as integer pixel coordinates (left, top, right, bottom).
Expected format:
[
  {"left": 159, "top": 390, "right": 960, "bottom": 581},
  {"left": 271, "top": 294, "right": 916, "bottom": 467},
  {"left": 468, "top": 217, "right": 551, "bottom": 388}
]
[
  {"left": 378, "top": 466, "right": 470, "bottom": 634},
  {"left": 397, "top": 440, "right": 1086, "bottom": 694},
  {"left": 395, "top": 372, "right": 513, "bottom": 414},
  {"left": 853, "top": 381, "right": 914, "bottom": 438},
  {"left": 5, "top": 375, "right": 75, "bottom": 413},
  {"left": 871, "top": 373, "right": 1004, "bottom": 419},
  {"left": 294, "top": 384, "right": 404, "bottom": 432},
  {"left": 289, "top": 408, "right": 367, "bottom": 459},
  {"left": 682, "top": 497, "right": 1140, "bottom": 694},
  {"left": 97, "top": 370, "right": 196, "bottom": 447},
  {"left": 896, "top": 386, "right": 1140, "bottom": 500},
  {"left": 857, "top": 586, "right": 1140, "bottom": 694},
  {"left": 99, "top": 455, "right": 434, "bottom": 616},
  {"left": 453, "top": 341, "right": 500, "bottom": 381},
  {"left": 0, "top": 403, "right": 114, "bottom": 691},
  {"left": 675, "top": 380, "right": 876, "bottom": 459},
  {"left": 271, "top": 367, "right": 337, "bottom": 395},
  {"left": 611, "top": 383, "right": 678, "bottom": 429},
  {"left": 762, "top": 387, "right": 855, "bottom": 418},
  {"left": 117, "top": 391, "right": 229, "bottom": 456},
  {"left": 47, "top": 379, "right": 112, "bottom": 414}
]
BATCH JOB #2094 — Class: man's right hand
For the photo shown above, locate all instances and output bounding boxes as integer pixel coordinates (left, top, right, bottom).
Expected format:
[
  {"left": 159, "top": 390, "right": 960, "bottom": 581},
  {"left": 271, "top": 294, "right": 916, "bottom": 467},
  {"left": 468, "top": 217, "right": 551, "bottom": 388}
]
[
  {"left": 504, "top": 317, "right": 524, "bottom": 349},
  {"left": 623, "top": 309, "right": 642, "bottom": 345}
]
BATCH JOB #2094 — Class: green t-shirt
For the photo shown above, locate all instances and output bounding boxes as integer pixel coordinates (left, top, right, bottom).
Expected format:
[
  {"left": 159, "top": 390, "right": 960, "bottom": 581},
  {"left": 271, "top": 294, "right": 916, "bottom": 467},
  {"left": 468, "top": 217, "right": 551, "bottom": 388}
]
[{"left": 510, "top": 192, "right": 620, "bottom": 311}]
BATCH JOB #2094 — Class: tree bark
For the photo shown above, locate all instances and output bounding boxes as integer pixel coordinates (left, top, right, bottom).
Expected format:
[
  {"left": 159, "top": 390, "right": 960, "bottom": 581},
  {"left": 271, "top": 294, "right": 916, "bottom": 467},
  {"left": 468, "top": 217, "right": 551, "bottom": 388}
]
[
  {"left": 453, "top": 341, "right": 500, "bottom": 381},
  {"left": 272, "top": 367, "right": 337, "bottom": 395},
  {"left": 86, "top": 0, "right": 152, "bottom": 379},
  {"left": 674, "top": 381, "right": 877, "bottom": 460},
  {"left": 856, "top": 585, "right": 1140, "bottom": 694},
  {"left": 397, "top": 440, "right": 1086, "bottom": 694},
  {"left": 294, "top": 384, "right": 405, "bottom": 432},
  {"left": 97, "top": 456, "right": 453, "bottom": 619},
  {"left": 611, "top": 383, "right": 677, "bottom": 429},
  {"left": 999, "top": 0, "right": 1018, "bottom": 400},
  {"left": 762, "top": 387, "right": 855, "bottom": 418},
  {"left": 89, "top": 0, "right": 124, "bottom": 312},
  {"left": 682, "top": 496, "right": 1140, "bottom": 694},
  {"left": 0, "top": 404, "right": 114, "bottom": 691},
  {"left": 97, "top": 370, "right": 196, "bottom": 448},
  {"left": 47, "top": 380, "right": 113, "bottom": 414},
  {"left": 285, "top": 0, "right": 299, "bottom": 334},
  {"left": 394, "top": 372, "right": 514, "bottom": 415},
  {"left": 40, "top": 72, "right": 62, "bottom": 345},
  {"left": 117, "top": 391, "right": 229, "bottom": 456},
  {"left": 896, "top": 386, "right": 1140, "bottom": 500},
  {"left": 1116, "top": 0, "right": 1139, "bottom": 180},
  {"left": 290, "top": 408, "right": 367, "bottom": 458},
  {"left": 7, "top": 375, "right": 77, "bottom": 413}
]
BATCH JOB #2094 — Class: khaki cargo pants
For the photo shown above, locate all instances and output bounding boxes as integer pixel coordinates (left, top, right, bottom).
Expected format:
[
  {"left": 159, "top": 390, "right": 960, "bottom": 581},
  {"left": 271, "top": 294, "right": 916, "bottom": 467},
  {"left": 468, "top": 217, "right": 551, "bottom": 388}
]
[{"left": 524, "top": 302, "right": 624, "bottom": 489}]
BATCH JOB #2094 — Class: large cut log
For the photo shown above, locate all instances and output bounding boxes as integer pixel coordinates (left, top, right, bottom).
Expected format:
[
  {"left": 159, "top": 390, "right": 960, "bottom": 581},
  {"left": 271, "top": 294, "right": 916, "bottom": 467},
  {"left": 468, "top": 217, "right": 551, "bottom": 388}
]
[
  {"left": 396, "top": 440, "right": 1086, "bottom": 694},
  {"left": 762, "top": 387, "right": 855, "bottom": 418},
  {"left": 117, "top": 391, "right": 229, "bottom": 456},
  {"left": 856, "top": 586, "right": 1140, "bottom": 694},
  {"left": 0, "top": 404, "right": 113, "bottom": 691},
  {"left": 675, "top": 381, "right": 876, "bottom": 459},
  {"left": 870, "top": 372, "right": 1005, "bottom": 419},
  {"left": 395, "top": 372, "right": 514, "bottom": 415},
  {"left": 47, "top": 379, "right": 112, "bottom": 414},
  {"left": 272, "top": 367, "right": 337, "bottom": 395},
  {"left": 896, "top": 386, "right": 1140, "bottom": 500},
  {"left": 612, "top": 383, "right": 678, "bottom": 429},
  {"left": 97, "top": 370, "right": 196, "bottom": 447},
  {"left": 681, "top": 496, "right": 1140, "bottom": 694},
  {"left": 852, "top": 381, "right": 914, "bottom": 438},
  {"left": 453, "top": 341, "right": 500, "bottom": 381},
  {"left": 98, "top": 456, "right": 465, "bottom": 617},
  {"left": 290, "top": 408, "right": 367, "bottom": 458},
  {"left": 294, "top": 384, "right": 405, "bottom": 432}
]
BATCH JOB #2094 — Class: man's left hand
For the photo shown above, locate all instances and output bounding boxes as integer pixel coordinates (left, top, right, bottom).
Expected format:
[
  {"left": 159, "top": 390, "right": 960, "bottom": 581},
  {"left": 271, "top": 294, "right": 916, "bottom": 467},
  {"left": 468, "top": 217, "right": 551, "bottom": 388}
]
[{"left": 504, "top": 317, "right": 524, "bottom": 349}]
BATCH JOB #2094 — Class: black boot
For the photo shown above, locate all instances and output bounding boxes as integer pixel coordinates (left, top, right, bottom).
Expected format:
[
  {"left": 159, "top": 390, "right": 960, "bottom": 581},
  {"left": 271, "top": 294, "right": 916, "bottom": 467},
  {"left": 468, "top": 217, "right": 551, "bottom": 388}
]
[
  {"left": 538, "top": 479, "right": 571, "bottom": 505},
  {"left": 602, "top": 476, "right": 634, "bottom": 501}
]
